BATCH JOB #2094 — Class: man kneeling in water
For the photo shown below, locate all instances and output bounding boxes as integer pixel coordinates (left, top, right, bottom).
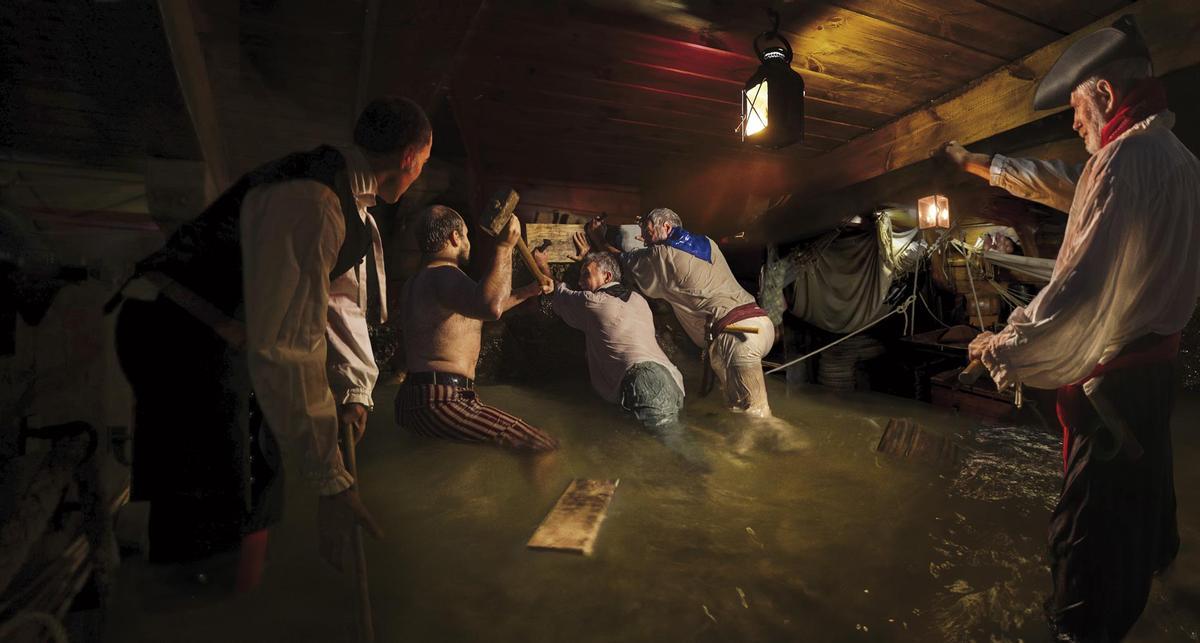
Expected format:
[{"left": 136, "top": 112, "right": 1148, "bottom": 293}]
[
  {"left": 533, "top": 237, "right": 706, "bottom": 468},
  {"left": 396, "top": 205, "right": 558, "bottom": 451}
]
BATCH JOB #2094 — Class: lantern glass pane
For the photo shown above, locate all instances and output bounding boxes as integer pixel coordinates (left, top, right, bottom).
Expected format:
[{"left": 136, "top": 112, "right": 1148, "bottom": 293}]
[
  {"left": 744, "top": 80, "right": 768, "bottom": 136},
  {"left": 918, "top": 194, "right": 951, "bottom": 230}
]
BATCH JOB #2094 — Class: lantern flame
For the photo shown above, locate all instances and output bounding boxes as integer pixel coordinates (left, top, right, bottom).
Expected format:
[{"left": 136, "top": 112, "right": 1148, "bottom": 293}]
[
  {"left": 744, "top": 80, "right": 768, "bottom": 136},
  {"left": 918, "top": 194, "right": 951, "bottom": 230}
]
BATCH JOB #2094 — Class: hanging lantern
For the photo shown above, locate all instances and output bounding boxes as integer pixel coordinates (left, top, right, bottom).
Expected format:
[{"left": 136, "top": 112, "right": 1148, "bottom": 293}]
[
  {"left": 918, "top": 194, "right": 952, "bottom": 230},
  {"left": 740, "top": 9, "right": 805, "bottom": 149}
]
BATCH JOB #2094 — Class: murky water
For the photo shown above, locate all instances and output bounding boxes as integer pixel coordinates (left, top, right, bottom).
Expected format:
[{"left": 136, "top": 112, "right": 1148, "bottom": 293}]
[{"left": 104, "top": 370, "right": 1200, "bottom": 642}]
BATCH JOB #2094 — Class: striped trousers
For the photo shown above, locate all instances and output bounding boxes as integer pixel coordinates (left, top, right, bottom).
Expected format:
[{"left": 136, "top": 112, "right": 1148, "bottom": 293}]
[{"left": 395, "top": 384, "right": 559, "bottom": 452}]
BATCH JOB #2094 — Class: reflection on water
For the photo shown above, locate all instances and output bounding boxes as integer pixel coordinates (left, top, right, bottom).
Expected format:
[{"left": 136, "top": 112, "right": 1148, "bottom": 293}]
[
  {"left": 351, "top": 378, "right": 1061, "bottom": 643},
  {"left": 104, "top": 373, "right": 1200, "bottom": 642}
]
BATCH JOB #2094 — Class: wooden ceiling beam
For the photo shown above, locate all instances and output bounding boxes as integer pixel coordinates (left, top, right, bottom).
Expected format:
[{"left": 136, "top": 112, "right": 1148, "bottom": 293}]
[
  {"left": 826, "top": 0, "right": 1062, "bottom": 61},
  {"left": 457, "top": 61, "right": 893, "bottom": 135},
  {"left": 466, "top": 90, "right": 867, "bottom": 143},
  {"left": 353, "top": 0, "right": 380, "bottom": 118},
  {"left": 752, "top": 135, "right": 1086, "bottom": 242},
  {"left": 979, "top": 0, "right": 1138, "bottom": 34},
  {"left": 491, "top": 4, "right": 1004, "bottom": 108},
  {"left": 475, "top": 15, "right": 909, "bottom": 123},
  {"left": 157, "top": 0, "right": 230, "bottom": 189},
  {"left": 480, "top": 156, "right": 642, "bottom": 188},
  {"left": 469, "top": 100, "right": 839, "bottom": 152},
  {"left": 785, "top": 0, "right": 1200, "bottom": 202}
]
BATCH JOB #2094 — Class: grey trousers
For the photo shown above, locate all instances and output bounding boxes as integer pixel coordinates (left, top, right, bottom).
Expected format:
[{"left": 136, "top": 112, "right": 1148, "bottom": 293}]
[{"left": 619, "top": 361, "right": 684, "bottom": 429}]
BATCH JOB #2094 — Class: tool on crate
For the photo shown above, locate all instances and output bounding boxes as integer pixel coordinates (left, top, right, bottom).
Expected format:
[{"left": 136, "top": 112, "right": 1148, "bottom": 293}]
[
  {"left": 699, "top": 313, "right": 761, "bottom": 397},
  {"left": 479, "top": 188, "right": 553, "bottom": 292},
  {"left": 959, "top": 358, "right": 1023, "bottom": 408}
]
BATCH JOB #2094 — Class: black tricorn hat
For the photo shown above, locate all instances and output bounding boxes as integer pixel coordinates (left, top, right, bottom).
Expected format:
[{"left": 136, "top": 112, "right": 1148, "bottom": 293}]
[{"left": 1033, "top": 15, "right": 1152, "bottom": 110}]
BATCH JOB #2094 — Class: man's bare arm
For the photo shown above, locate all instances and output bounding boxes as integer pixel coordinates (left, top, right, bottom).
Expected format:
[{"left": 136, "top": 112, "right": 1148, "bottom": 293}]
[
  {"left": 432, "top": 217, "right": 521, "bottom": 320},
  {"left": 501, "top": 281, "right": 544, "bottom": 313}
]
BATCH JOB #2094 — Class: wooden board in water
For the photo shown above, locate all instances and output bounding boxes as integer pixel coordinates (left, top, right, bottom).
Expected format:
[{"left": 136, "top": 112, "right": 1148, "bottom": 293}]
[
  {"left": 876, "top": 418, "right": 964, "bottom": 468},
  {"left": 527, "top": 479, "right": 619, "bottom": 556},
  {"left": 525, "top": 223, "right": 586, "bottom": 264}
]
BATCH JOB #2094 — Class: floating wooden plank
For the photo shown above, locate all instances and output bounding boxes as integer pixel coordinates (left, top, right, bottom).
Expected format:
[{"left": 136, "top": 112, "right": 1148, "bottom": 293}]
[
  {"left": 527, "top": 479, "right": 619, "bottom": 556},
  {"left": 875, "top": 418, "right": 964, "bottom": 468}
]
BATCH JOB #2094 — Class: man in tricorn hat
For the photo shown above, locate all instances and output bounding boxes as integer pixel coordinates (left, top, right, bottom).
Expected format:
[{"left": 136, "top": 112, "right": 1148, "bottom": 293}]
[{"left": 943, "top": 16, "right": 1200, "bottom": 641}]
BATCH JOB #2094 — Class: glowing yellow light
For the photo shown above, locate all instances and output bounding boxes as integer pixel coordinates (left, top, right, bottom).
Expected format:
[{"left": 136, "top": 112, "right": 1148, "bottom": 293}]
[
  {"left": 744, "top": 80, "right": 769, "bottom": 136},
  {"left": 918, "top": 194, "right": 951, "bottom": 230}
]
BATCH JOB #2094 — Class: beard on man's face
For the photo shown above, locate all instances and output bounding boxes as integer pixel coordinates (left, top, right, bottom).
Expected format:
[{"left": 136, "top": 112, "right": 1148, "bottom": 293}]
[{"left": 1074, "top": 93, "right": 1107, "bottom": 155}]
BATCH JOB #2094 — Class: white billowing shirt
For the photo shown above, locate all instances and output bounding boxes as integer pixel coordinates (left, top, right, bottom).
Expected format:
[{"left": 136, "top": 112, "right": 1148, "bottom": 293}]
[
  {"left": 982, "top": 111, "right": 1200, "bottom": 389},
  {"left": 240, "top": 146, "right": 386, "bottom": 496},
  {"left": 552, "top": 282, "right": 684, "bottom": 404}
]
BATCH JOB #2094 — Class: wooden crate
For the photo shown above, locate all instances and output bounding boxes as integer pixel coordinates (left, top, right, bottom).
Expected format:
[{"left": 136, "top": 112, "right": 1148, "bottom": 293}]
[{"left": 929, "top": 367, "right": 1016, "bottom": 421}]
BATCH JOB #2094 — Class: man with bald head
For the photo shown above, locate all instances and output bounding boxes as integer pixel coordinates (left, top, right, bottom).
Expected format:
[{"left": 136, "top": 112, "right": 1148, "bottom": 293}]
[{"left": 396, "top": 206, "right": 558, "bottom": 451}]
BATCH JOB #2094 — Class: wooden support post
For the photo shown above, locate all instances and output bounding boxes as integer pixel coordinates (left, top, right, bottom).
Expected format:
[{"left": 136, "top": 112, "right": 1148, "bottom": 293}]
[
  {"left": 157, "top": 0, "right": 231, "bottom": 191},
  {"left": 353, "top": 0, "right": 381, "bottom": 119}
]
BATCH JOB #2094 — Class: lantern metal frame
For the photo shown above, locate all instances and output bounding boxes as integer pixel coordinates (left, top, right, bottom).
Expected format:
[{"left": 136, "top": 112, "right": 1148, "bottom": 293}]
[
  {"left": 739, "top": 9, "right": 805, "bottom": 149},
  {"left": 917, "top": 194, "right": 952, "bottom": 230}
]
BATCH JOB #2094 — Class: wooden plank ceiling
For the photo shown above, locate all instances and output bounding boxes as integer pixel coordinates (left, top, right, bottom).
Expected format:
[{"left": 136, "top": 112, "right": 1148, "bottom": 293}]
[
  {"left": 2, "top": 0, "right": 1137, "bottom": 222},
  {"left": 0, "top": 0, "right": 199, "bottom": 171},
  {"left": 449, "top": 0, "right": 1132, "bottom": 191}
]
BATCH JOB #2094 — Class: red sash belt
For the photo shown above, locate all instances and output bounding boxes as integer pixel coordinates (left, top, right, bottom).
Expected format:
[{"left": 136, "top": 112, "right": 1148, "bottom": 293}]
[
  {"left": 715, "top": 302, "right": 769, "bottom": 333},
  {"left": 1054, "top": 332, "right": 1179, "bottom": 469}
]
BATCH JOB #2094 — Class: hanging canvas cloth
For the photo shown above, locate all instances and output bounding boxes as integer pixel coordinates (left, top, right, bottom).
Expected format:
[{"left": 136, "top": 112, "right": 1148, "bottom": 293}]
[{"left": 787, "top": 214, "right": 920, "bottom": 334}]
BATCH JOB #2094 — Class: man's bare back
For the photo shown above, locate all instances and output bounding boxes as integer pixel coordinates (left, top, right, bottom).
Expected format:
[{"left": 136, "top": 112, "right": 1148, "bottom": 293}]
[{"left": 401, "top": 265, "right": 486, "bottom": 380}]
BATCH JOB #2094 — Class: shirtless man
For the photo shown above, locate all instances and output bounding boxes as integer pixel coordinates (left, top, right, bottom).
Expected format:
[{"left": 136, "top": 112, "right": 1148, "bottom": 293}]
[{"left": 396, "top": 205, "right": 558, "bottom": 451}]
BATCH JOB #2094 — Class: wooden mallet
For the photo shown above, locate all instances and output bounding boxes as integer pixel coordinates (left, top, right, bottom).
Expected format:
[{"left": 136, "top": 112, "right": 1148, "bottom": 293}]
[
  {"left": 479, "top": 187, "right": 553, "bottom": 290},
  {"left": 340, "top": 424, "right": 374, "bottom": 643}
]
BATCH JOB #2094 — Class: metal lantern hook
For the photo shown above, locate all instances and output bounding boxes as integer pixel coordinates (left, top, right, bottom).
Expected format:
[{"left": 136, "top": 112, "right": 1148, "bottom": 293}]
[{"left": 753, "top": 8, "right": 793, "bottom": 63}]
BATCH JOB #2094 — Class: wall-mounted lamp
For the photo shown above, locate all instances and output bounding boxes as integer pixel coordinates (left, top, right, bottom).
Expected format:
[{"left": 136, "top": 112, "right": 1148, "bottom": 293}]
[
  {"left": 740, "top": 9, "right": 804, "bottom": 149},
  {"left": 917, "top": 194, "right": 951, "bottom": 230}
]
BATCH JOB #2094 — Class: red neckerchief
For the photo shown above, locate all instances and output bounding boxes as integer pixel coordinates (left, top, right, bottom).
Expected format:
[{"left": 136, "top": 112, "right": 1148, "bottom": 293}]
[
  {"left": 1099, "top": 78, "right": 1168, "bottom": 148},
  {"left": 1054, "top": 332, "right": 1179, "bottom": 470}
]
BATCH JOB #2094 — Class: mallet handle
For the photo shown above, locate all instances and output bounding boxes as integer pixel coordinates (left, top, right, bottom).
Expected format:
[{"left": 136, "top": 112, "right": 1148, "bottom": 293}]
[
  {"left": 721, "top": 325, "right": 760, "bottom": 334},
  {"left": 958, "top": 359, "right": 987, "bottom": 385},
  {"left": 340, "top": 425, "right": 375, "bottom": 643},
  {"left": 515, "top": 236, "right": 553, "bottom": 289}
]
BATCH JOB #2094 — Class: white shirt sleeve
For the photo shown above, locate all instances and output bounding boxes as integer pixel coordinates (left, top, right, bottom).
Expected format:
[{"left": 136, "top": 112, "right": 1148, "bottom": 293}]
[
  {"left": 989, "top": 154, "right": 1083, "bottom": 213},
  {"left": 241, "top": 181, "right": 353, "bottom": 496},
  {"left": 982, "top": 159, "right": 1131, "bottom": 389},
  {"left": 327, "top": 211, "right": 387, "bottom": 409},
  {"left": 552, "top": 282, "right": 608, "bottom": 330},
  {"left": 326, "top": 269, "right": 378, "bottom": 409}
]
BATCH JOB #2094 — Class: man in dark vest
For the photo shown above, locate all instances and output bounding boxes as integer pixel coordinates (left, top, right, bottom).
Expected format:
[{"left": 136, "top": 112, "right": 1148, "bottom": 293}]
[{"left": 114, "top": 97, "right": 430, "bottom": 577}]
